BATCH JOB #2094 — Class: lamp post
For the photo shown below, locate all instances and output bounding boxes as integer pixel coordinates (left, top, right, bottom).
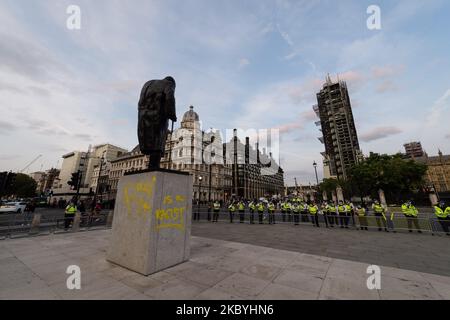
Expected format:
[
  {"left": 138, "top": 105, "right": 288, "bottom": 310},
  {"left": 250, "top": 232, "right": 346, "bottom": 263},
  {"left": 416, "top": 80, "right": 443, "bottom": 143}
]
[
  {"left": 197, "top": 175, "right": 203, "bottom": 221},
  {"left": 313, "top": 161, "right": 320, "bottom": 201},
  {"left": 313, "top": 161, "right": 319, "bottom": 185}
]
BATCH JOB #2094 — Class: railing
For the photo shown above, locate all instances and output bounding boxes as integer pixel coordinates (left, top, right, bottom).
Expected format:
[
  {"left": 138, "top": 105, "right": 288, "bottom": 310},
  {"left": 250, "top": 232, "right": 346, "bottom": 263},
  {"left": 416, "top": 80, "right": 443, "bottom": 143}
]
[
  {"left": 191, "top": 207, "right": 450, "bottom": 236},
  {"left": 0, "top": 211, "right": 113, "bottom": 240}
]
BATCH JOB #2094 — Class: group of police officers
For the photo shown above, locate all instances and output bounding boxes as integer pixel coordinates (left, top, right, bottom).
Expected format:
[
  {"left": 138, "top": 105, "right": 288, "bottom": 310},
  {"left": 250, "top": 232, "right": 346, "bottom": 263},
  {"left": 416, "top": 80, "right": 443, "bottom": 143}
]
[{"left": 205, "top": 197, "right": 450, "bottom": 235}]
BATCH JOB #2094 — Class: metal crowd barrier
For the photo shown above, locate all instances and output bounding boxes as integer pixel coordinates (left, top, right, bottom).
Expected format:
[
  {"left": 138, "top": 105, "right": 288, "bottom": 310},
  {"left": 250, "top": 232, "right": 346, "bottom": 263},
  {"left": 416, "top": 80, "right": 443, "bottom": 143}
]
[
  {"left": 192, "top": 207, "right": 450, "bottom": 236},
  {"left": 0, "top": 211, "right": 113, "bottom": 240}
]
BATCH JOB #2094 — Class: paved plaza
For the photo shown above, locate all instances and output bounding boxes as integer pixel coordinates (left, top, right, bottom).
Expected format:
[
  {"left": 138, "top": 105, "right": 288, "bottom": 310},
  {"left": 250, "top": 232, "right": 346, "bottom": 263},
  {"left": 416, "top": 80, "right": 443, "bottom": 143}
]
[
  {"left": 1, "top": 225, "right": 450, "bottom": 300},
  {"left": 192, "top": 221, "right": 450, "bottom": 277}
]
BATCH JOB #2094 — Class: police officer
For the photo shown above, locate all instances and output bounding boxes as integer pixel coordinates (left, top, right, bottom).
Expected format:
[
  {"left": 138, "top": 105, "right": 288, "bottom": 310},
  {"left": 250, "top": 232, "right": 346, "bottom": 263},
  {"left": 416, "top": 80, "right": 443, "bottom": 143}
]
[
  {"left": 434, "top": 202, "right": 449, "bottom": 235},
  {"left": 281, "top": 201, "right": 286, "bottom": 222},
  {"left": 64, "top": 201, "right": 77, "bottom": 230},
  {"left": 238, "top": 200, "right": 246, "bottom": 223},
  {"left": 285, "top": 201, "right": 291, "bottom": 224},
  {"left": 357, "top": 205, "right": 368, "bottom": 230},
  {"left": 309, "top": 202, "right": 320, "bottom": 227},
  {"left": 213, "top": 200, "right": 220, "bottom": 222},
  {"left": 248, "top": 200, "right": 256, "bottom": 224},
  {"left": 300, "top": 201, "right": 309, "bottom": 223},
  {"left": 346, "top": 201, "right": 355, "bottom": 227},
  {"left": 402, "top": 200, "right": 421, "bottom": 233},
  {"left": 337, "top": 201, "right": 347, "bottom": 228},
  {"left": 268, "top": 201, "right": 275, "bottom": 224},
  {"left": 372, "top": 200, "right": 388, "bottom": 232},
  {"left": 292, "top": 201, "right": 300, "bottom": 225},
  {"left": 257, "top": 201, "right": 265, "bottom": 224},
  {"left": 321, "top": 201, "right": 330, "bottom": 228},
  {"left": 228, "top": 201, "right": 236, "bottom": 223}
]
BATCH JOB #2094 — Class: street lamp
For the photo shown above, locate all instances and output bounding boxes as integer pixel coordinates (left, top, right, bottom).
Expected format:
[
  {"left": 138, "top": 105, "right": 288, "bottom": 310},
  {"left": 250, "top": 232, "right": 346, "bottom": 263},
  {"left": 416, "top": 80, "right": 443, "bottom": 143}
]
[
  {"left": 313, "top": 161, "right": 319, "bottom": 185},
  {"left": 197, "top": 175, "right": 203, "bottom": 221}
]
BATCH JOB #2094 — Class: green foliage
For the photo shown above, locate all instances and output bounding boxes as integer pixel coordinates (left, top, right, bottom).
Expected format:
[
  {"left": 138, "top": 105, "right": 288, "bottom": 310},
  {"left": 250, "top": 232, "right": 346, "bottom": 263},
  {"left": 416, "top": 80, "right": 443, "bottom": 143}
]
[
  {"left": 348, "top": 152, "right": 427, "bottom": 202},
  {"left": 10, "top": 173, "right": 37, "bottom": 198}
]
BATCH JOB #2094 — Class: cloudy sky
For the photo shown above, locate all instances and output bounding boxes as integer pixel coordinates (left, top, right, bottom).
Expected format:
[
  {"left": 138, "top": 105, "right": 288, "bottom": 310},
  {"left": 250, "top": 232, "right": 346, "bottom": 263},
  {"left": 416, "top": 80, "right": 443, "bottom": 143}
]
[{"left": 1, "top": 0, "right": 449, "bottom": 186}]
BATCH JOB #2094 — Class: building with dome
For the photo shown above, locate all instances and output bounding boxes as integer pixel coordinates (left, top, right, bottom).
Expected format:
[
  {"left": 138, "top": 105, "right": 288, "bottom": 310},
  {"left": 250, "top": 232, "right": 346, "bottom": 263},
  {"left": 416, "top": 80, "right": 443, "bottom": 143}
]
[
  {"left": 109, "top": 106, "right": 233, "bottom": 202},
  {"left": 108, "top": 105, "right": 284, "bottom": 203}
]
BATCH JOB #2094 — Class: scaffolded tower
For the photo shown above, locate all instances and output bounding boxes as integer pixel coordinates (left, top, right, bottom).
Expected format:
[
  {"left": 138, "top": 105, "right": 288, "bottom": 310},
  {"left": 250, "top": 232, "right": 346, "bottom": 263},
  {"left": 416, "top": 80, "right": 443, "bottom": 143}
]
[{"left": 313, "top": 75, "right": 361, "bottom": 180}]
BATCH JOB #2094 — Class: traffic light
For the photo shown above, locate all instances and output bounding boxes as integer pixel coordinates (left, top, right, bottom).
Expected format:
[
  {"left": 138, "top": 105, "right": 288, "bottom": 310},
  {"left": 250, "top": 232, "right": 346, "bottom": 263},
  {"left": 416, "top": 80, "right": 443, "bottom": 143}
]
[{"left": 68, "top": 171, "right": 80, "bottom": 189}]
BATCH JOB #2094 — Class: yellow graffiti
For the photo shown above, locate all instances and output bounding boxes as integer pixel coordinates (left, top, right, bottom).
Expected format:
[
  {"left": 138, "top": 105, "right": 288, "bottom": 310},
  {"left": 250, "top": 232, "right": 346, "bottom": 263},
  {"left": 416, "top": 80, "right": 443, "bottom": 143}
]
[
  {"left": 175, "top": 195, "right": 186, "bottom": 202},
  {"left": 123, "top": 176, "right": 157, "bottom": 219},
  {"left": 155, "top": 206, "right": 186, "bottom": 231},
  {"left": 163, "top": 195, "right": 173, "bottom": 205}
]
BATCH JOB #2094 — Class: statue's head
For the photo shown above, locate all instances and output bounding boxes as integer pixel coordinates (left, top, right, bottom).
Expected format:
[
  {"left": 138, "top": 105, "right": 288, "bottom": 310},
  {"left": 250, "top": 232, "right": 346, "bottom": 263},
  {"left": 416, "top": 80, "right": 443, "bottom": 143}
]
[{"left": 164, "top": 76, "right": 176, "bottom": 88}]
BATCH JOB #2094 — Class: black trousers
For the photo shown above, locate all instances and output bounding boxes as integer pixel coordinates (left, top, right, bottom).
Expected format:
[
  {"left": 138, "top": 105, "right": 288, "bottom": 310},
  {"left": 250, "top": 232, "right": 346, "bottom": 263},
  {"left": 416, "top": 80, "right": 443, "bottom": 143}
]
[
  {"left": 323, "top": 213, "right": 329, "bottom": 227},
  {"left": 406, "top": 216, "right": 421, "bottom": 231},
  {"left": 193, "top": 211, "right": 199, "bottom": 221},
  {"left": 239, "top": 211, "right": 245, "bottom": 223},
  {"left": 229, "top": 211, "right": 234, "bottom": 223},
  {"left": 281, "top": 210, "right": 286, "bottom": 222},
  {"left": 358, "top": 216, "right": 368, "bottom": 229},
  {"left": 374, "top": 213, "right": 387, "bottom": 230},
  {"left": 301, "top": 211, "right": 309, "bottom": 222},
  {"left": 339, "top": 213, "right": 349, "bottom": 227},
  {"left": 64, "top": 213, "right": 74, "bottom": 229},
  {"left": 438, "top": 218, "right": 450, "bottom": 233},
  {"left": 249, "top": 209, "right": 254, "bottom": 224},
  {"left": 258, "top": 212, "right": 264, "bottom": 224},
  {"left": 213, "top": 210, "right": 219, "bottom": 222},
  {"left": 311, "top": 214, "right": 319, "bottom": 227},
  {"left": 269, "top": 211, "right": 275, "bottom": 224},
  {"left": 294, "top": 212, "right": 300, "bottom": 225}
]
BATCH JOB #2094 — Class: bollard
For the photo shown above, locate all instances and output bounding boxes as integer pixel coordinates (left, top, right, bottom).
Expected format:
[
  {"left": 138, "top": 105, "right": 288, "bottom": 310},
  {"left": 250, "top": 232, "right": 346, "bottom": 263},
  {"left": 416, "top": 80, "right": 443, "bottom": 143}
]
[
  {"left": 71, "top": 212, "right": 81, "bottom": 232},
  {"left": 106, "top": 211, "right": 114, "bottom": 228},
  {"left": 29, "top": 214, "right": 41, "bottom": 234}
]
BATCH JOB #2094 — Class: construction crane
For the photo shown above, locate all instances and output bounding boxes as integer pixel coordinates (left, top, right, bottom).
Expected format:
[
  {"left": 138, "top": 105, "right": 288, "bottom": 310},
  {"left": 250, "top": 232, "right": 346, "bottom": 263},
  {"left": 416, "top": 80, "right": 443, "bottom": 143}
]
[{"left": 19, "top": 155, "right": 43, "bottom": 173}]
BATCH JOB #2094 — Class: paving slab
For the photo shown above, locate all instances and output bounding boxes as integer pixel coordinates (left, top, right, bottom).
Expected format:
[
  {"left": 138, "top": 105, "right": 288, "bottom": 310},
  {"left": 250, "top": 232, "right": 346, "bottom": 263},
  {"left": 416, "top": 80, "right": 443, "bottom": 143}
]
[{"left": 0, "top": 228, "right": 449, "bottom": 300}]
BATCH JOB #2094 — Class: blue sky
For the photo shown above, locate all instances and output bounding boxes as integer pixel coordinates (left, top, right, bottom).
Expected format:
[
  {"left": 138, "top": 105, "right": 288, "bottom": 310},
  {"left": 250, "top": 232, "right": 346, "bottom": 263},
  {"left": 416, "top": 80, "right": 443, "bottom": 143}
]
[{"left": 0, "top": 0, "right": 449, "bottom": 185}]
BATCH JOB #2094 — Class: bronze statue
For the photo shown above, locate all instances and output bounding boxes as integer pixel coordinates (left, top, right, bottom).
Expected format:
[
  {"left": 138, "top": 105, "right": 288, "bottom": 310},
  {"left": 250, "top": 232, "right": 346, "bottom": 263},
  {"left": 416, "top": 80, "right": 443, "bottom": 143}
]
[{"left": 138, "top": 76, "right": 177, "bottom": 169}]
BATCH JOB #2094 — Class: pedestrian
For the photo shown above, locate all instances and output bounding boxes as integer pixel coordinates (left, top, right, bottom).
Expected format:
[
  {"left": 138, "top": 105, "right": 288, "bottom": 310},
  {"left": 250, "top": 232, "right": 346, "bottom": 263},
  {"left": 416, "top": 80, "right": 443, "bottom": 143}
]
[
  {"left": 281, "top": 200, "right": 286, "bottom": 222},
  {"left": 268, "top": 201, "right": 275, "bottom": 224},
  {"left": 337, "top": 201, "right": 347, "bottom": 228},
  {"left": 257, "top": 201, "right": 265, "bottom": 224},
  {"left": 228, "top": 201, "right": 236, "bottom": 223},
  {"left": 372, "top": 200, "right": 388, "bottom": 232},
  {"left": 292, "top": 202, "right": 300, "bottom": 225},
  {"left": 238, "top": 200, "right": 245, "bottom": 223},
  {"left": 213, "top": 200, "right": 220, "bottom": 222},
  {"left": 300, "top": 201, "right": 309, "bottom": 223},
  {"left": 64, "top": 201, "right": 77, "bottom": 230},
  {"left": 357, "top": 205, "right": 368, "bottom": 230},
  {"left": 321, "top": 201, "right": 330, "bottom": 228},
  {"left": 434, "top": 202, "right": 449, "bottom": 235},
  {"left": 248, "top": 200, "right": 256, "bottom": 224},
  {"left": 401, "top": 200, "right": 421, "bottom": 233},
  {"left": 309, "top": 202, "right": 320, "bottom": 227}
]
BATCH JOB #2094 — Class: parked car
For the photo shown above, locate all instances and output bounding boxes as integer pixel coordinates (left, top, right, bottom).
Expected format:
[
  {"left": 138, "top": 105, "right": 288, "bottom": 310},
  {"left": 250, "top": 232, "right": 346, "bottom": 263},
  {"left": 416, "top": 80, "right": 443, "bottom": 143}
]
[{"left": 0, "top": 201, "right": 27, "bottom": 214}]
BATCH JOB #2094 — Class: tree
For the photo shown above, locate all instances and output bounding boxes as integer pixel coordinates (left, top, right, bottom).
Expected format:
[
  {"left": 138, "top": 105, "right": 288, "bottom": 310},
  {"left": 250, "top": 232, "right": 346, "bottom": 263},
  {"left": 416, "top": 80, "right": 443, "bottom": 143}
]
[
  {"left": 9, "top": 173, "right": 37, "bottom": 198},
  {"left": 348, "top": 153, "right": 427, "bottom": 203}
]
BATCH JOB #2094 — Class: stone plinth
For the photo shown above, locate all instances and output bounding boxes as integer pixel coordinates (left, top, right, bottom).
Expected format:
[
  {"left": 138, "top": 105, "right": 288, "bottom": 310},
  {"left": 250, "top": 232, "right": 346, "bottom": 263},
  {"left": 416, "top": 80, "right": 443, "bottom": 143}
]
[{"left": 107, "top": 169, "right": 192, "bottom": 275}]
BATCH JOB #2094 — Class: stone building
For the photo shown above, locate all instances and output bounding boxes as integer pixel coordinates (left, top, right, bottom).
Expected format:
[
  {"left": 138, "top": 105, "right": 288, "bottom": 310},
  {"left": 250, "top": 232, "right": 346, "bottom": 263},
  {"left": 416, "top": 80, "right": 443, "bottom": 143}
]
[
  {"left": 415, "top": 150, "right": 450, "bottom": 193},
  {"left": 109, "top": 106, "right": 233, "bottom": 202}
]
